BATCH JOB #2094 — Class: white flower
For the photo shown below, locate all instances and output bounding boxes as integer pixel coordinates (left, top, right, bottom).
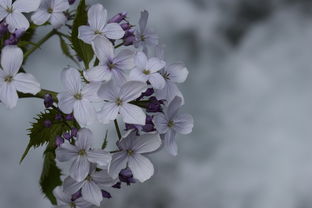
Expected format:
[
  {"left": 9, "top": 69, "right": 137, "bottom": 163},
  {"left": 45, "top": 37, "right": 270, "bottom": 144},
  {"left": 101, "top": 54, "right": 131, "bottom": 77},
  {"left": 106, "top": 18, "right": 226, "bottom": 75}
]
[
  {"left": 155, "top": 63, "right": 188, "bottom": 104},
  {"left": 31, "top": 0, "right": 69, "bottom": 28},
  {"left": 56, "top": 128, "right": 112, "bottom": 182},
  {"left": 78, "top": 3, "right": 124, "bottom": 44},
  {"left": 84, "top": 37, "right": 134, "bottom": 84},
  {"left": 63, "top": 167, "right": 117, "bottom": 207},
  {"left": 57, "top": 67, "right": 100, "bottom": 126},
  {"left": 109, "top": 131, "right": 161, "bottom": 182},
  {"left": 153, "top": 96, "right": 193, "bottom": 156},
  {"left": 0, "top": 0, "right": 41, "bottom": 32},
  {"left": 134, "top": 10, "right": 159, "bottom": 53},
  {"left": 129, "top": 51, "right": 166, "bottom": 89},
  {"left": 97, "top": 81, "right": 147, "bottom": 125},
  {"left": 0, "top": 46, "right": 40, "bottom": 109},
  {"left": 53, "top": 186, "right": 92, "bottom": 208}
]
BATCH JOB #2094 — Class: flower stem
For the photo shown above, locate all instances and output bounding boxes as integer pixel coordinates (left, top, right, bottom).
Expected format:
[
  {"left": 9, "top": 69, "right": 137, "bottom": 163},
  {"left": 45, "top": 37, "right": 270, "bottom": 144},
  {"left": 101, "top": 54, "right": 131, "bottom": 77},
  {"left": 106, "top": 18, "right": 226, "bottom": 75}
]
[
  {"left": 114, "top": 119, "right": 122, "bottom": 140},
  {"left": 24, "top": 30, "right": 57, "bottom": 60},
  {"left": 18, "top": 89, "right": 58, "bottom": 102}
]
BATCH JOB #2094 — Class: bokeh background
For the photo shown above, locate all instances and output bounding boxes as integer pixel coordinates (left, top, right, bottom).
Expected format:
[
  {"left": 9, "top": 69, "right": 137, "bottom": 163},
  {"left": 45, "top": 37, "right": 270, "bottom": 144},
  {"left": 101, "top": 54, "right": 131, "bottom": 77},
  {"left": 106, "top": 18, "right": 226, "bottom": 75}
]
[{"left": 1, "top": 0, "right": 312, "bottom": 207}]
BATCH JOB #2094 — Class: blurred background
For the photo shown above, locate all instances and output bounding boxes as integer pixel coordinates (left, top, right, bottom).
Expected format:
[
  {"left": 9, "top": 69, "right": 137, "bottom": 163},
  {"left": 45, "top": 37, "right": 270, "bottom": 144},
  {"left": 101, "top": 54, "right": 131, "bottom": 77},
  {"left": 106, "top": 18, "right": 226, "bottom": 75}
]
[{"left": 1, "top": 0, "right": 312, "bottom": 207}]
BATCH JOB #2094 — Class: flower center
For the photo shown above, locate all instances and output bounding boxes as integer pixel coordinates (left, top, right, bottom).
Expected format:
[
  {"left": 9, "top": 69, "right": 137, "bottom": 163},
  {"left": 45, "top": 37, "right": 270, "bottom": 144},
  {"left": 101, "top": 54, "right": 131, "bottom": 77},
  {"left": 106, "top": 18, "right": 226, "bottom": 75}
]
[
  {"left": 94, "top": 30, "right": 102, "bottom": 35},
  {"left": 78, "top": 149, "right": 86, "bottom": 156},
  {"left": 74, "top": 93, "right": 82, "bottom": 100},
  {"left": 85, "top": 175, "right": 92, "bottom": 182},
  {"left": 143, "top": 69, "right": 150, "bottom": 75},
  {"left": 140, "top": 34, "right": 145, "bottom": 41},
  {"left": 47, "top": 8, "right": 53, "bottom": 13},
  {"left": 115, "top": 98, "right": 123, "bottom": 106},
  {"left": 4, "top": 75, "right": 13, "bottom": 83},
  {"left": 6, "top": 7, "right": 13, "bottom": 13},
  {"left": 167, "top": 120, "right": 175, "bottom": 128},
  {"left": 107, "top": 62, "right": 115, "bottom": 70},
  {"left": 127, "top": 149, "right": 134, "bottom": 155},
  {"left": 163, "top": 72, "right": 170, "bottom": 80},
  {"left": 69, "top": 202, "right": 76, "bottom": 208}
]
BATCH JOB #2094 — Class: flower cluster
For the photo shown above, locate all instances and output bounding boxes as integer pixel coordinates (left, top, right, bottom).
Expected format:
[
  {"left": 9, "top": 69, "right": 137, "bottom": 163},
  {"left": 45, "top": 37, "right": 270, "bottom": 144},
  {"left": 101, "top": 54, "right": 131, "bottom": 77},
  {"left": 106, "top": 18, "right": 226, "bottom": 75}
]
[{"left": 0, "top": 1, "right": 193, "bottom": 207}]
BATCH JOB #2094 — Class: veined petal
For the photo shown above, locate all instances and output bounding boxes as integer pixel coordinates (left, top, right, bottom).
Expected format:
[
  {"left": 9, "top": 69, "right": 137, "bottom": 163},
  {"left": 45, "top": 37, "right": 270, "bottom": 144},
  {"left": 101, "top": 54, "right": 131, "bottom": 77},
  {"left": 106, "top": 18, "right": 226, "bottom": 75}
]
[
  {"left": 88, "top": 4, "right": 107, "bottom": 31},
  {"left": 166, "top": 63, "right": 188, "bottom": 83},
  {"left": 148, "top": 72, "right": 165, "bottom": 89},
  {"left": 53, "top": 186, "right": 71, "bottom": 205},
  {"left": 56, "top": 143, "right": 78, "bottom": 162},
  {"left": 132, "top": 133, "right": 161, "bottom": 154},
  {"left": 14, "top": 73, "right": 40, "bottom": 94},
  {"left": 1, "top": 46, "right": 23, "bottom": 76},
  {"left": 97, "top": 102, "right": 119, "bottom": 124},
  {"left": 0, "top": 0, "right": 12, "bottom": 9},
  {"left": 114, "top": 49, "right": 135, "bottom": 70},
  {"left": 50, "top": 12, "right": 67, "bottom": 28},
  {"left": 153, "top": 113, "right": 169, "bottom": 134},
  {"left": 119, "top": 81, "right": 147, "bottom": 102},
  {"left": 139, "top": 10, "right": 148, "bottom": 33},
  {"left": 92, "top": 170, "right": 117, "bottom": 188},
  {"left": 120, "top": 103, "right": 146, "bottom": 125},
  {"left": 167, "top": 96, "right": 183, "bottom": 119},
  {"left": 135, "top": 51, "right": 147, "bottom": 69},
  {"left": 128, "top": 68, "right": 148, "bottom": 83},
  {"left": 118, "top": 131, "right": 135, "bottom": 150},
  {"left": 128, "top": 153, "right": 154, "bottom": 182},
  {"left": 164, "top": 130, "right": 178, "bottom": 156},
  {"left": 6, "top": 12, "right": 29, "bottom": 32},
  {"left": 81, "top": 82, "right": 101, "bottom": 102},
  {"left": 70, "top": 156, "right": 90, "bottom": 182},
  {"left": 75, "top": 198, "right": 93, "bottom": 208},
  {"left": 0, "top": 82, "right": 17, "bottom": 109},
  {"left": 74, "top": 100, "right": 96, "bottom": 126},
  {"left": 81, "top": 181, "right": 102, "bottom": 207},
  {"left": 57, "top": 92, "right": 75, "bottom": 114},
  {"left": 103, "top": 23, "right": 125, "bottom": 40},
  {"left": 155, "top": 81, "right": 184, "bottom": 104},
  {"left": 0, "top": 7, "right": 8, "bottom": 21},
  {"left": 61, "top": 68, "right": 82, "bottom": 94},
  {"left": 76, "top": 128, "right": 93, "bottom": 150},
  {"left": 173, "top": 113, "right": 194, "bottom": 135},
  {"left": 97, "top": 81, "right": 118, "bottom": 101},
  {"left": 111, "top": 68, "right": 127, "bottom": 84},
  {"left": 84, "top": 65, "right": 112, "bottom": 82},
  {"left": 87, "top": 149, "right": 111, "bottom": 167},
  {"left": 109, "top": 152, "right": 128, "bottom": 179},
  {"left": 146, "top": 57, "right": 166, "bottom": 73},
  {"left": 78, "top": 25, "right": 97, "bottom": 44},
  {"left": 91, "top": 37, "right": 114, "bottom": 62},
  {"left": 31, "top": 9, "right": 51, "bottom": 25},
  {"left": 53, "top": 0, "right": 69, "bottom": 12},
  {"left": 63, "top": 176, "right": 86, "bottom": 194},
  {"left": 13, "top": 0, "right": 40, "bottom": 12}
]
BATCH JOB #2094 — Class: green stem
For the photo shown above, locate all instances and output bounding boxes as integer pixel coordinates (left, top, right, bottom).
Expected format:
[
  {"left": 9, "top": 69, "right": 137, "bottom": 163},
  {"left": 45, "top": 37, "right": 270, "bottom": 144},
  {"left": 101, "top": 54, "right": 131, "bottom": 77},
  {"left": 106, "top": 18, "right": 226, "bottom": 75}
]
[
  {"left": 18, "top": 89, "right": 58, "bottom": 102},
  {"left": 114, "top": 119, "right": 122, "bottom": 140},
  {"left": 114, "top": 42, "right": 124, "bottom": 49},
  {"left": 24, "top": 30, "right": 57, "bottom": 60}
]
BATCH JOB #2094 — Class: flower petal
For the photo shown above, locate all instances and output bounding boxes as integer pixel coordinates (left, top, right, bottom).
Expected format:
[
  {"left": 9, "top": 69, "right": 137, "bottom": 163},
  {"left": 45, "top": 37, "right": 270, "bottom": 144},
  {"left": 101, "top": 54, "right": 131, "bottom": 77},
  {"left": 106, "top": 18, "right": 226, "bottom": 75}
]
[
  {"left": 119, "top": 81, "right": 147, "bottom": 102},
  {"left": 108, "top": 152, "right": 128, "bottom": 179},
  {"left": 57, "top": 92, "right": 75, "bottom": 114},
  {"left": 128, "top": 153, "right": 154, "bottom": 182},
  {"left": 134, "top": 51, "right": 147, "bottom": 69},
  {"left": 103, "top": 23, "right": 125, "bottom": 40},
  {"left": 56, "top": 142, "right": 78, "bottom": 162},
  {"left": 97, "top": 81, "right": 118, "bottom": 101},
  {"left": 70, "top": 156, "right": 90, "bottom": 182},
  {"left": 139, "top": 10, "right": 148, "bottom": 33},
  {"left": 63, "top": 176, "right": 86, "bottom": 194},
  {"left": 97, "top": 102, "right": 119, "bottom": 124},
  {"left": 78, "top": 25, "right": 97, "bottom": 44},
  {"left": 164, "top": 130, "right": 178, "bottom": 156},
  {"left": 153, "top": 113, "right": 169, "bottom": 134},
  {"left": 128, "top": 68, "right": 148, "bottom": 83},
  {"left": 132, "top": 133, "right": 162, "bottom": 154},
  {"left": 81, "top": 181, "right": 102, "bottom": 207},
  {"left": 120, "top": 103, "right": 146, "bottom": 125},
  {"left": 13, "top": 0, "right": 40, "bottom": 12},
  {"left": 92, "top": 170, "right": 117, "bottom": 188},
  {"left": 88, "top": 3, "right": 107, "bottom": 31},
  {"left": 166, "top": 63, "right": 188, "bottom": 83},
  {"left": 155, "top": 81, "right": 184, "bottom": 104},
  {"left": 91, "top": 36, "right": 114, "bottom": 61},
  {"left": 148, "top": 72, "right": 165, "bottom": 89},
  {"left": 1, "top": 46, "right": 23, "bottom": 76},
  {"left": 6, "top": 12, "right": 29, "bottom": 32},
  {"left": 53, "top": 186, "right": 71, "bottom": 205},
  {"left": 14, "top": 73, "right": 40, "bottom": 94},
  {"left": 173, "top": 113, "right": 194, "bottom": 135},
  {"left": 87, "top": 149, "right": 111, "bottom": 167},
  {"left": 31, "top": 9, "right": 51, "bottom": 25},
  {"left": 166, "top": 96, "right": 183, "bottom": 119},
  {"left": 0, "top": 7, "right": 8, "bottom": 22},
  {"left": 61, "top": 68, "right": 82, "bottom": 94},
  {"left": 50, "top": 12, "right": 67, "bottom": 28},
  {"left": 0, "top": 82, "right": 17, "bottom": 109},
  {"left": 53, "top": 0, "right": 69, "bottom": 13},
  {"left": 114, "top": 49, "right": 134, "bottom": 70},
  {"left": 0, "top": 0, "right": 12, "bottom": 9},
  {"left": 76, "top": 128, "right": 93, "bottom": 150},
  {"left": 146, "top": 58, "right": 166, "bottom": 73}
]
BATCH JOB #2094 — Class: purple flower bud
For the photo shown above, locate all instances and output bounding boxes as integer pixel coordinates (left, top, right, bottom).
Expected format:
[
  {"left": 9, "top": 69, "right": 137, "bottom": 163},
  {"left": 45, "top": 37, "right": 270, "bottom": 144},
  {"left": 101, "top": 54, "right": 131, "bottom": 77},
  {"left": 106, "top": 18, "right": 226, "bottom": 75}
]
[
  {"left": 101, "top": 190, "right": 112, "bottom": 199},
  {"left": 142, "top": 115, "right": 156, "bottom": 132},
  {"left": 71, "top": 190, "right": 82, "bottom": 201},
  {"left": 120, "top": 23, "right": 132, "bottom": 31},
  {"left": 137, "top": 88, "right": 154, "bottom": 100},
  {"left": 65, "top": 113, "right": 74, "bottom": 121},
  {"left": 108, "top": 12, "right": 127, "bottom": 23},
  {"left": 125, "top": 123, "right": 140, "bottom": 135},
  {"left": 112, "top": 182, "right": 121, "bottom": 189},
  {"left": 4, "top": 29, "right": 25, "bottom": 45},
  {"left": 71, "top": 128, "right": 78, "bottom": 137},
  {"left": 63, "top": 132, "right": 71, "bottom": 140},
  {"left": 43, "top": 120, "right": 52, "bottom": 128},
  {"left": 123, "top": 35, "right": 136, "bottom": 46},
  {"left": 68, "top": 0, "right": 76, "bottom": 5},
  {"left": 55, "top": 136, "right": 64, "bottom": 147},
  {"left": 55, "top": 113, "right": 63, "bottom": 121},
  {"left": 119, "top": 168, "right": 136, "bottom": 185},
  {"left": 146, "top": 97, "right": 163, "bottom": 113},
  {"left": 43, "top": 94, "right": 53, "bottom": 108}
]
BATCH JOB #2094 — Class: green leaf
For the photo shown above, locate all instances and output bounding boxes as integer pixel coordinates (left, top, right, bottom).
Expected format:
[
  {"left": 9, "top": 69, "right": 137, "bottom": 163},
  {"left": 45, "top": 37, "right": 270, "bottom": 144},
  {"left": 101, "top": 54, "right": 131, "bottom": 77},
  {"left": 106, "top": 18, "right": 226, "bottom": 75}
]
[
  {"left": 40, "top": 143, "right": 62, "bottom": 205},
  {"left": 101, "top": 130, "right": 109, "bottom": 149},
  {"left": 71, "top": 0, "right": 93, "bottom": 68},
  {"left": 20, "top": 108, "right": 72, "bottom": 163},
  {"left": 59, "top": 36, "right": 79, "bottom": 65}
]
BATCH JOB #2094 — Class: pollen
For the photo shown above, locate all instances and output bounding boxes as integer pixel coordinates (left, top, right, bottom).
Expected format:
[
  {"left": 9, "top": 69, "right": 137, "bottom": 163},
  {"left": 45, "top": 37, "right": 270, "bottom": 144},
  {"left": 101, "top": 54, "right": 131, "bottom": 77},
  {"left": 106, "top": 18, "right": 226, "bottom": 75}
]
[
  {"left": 78, "top": 149, "right": 86, "bottom": 156},
  {"left": 94, "top": 30, "right": 102, "bottom": 35},
  {"left": 115, "top": 98, "right": 123, "bottom": 106},
  {"left": 107, "top": 62, "right": 116, "bottom": 70},
  {"left": 47, "top": 8, "right": 53, "bottom": 13},
  {"left": 127, "top": 149, "right": 134, "bottom": 155},
  {"left": 4, "top": 76, "right": 13, "bottom": 83},
  {"left": 143, "top": 69, "right": 150, "bottom": 75},
  {"left": 6, "top": 7, "right": 13, "bottom": 13},
  {"left": 167, "top": 120, "right": 175, "bottom": 128},
  {"left": 74, "top": 93, "right": 82, "bottom": 100}
]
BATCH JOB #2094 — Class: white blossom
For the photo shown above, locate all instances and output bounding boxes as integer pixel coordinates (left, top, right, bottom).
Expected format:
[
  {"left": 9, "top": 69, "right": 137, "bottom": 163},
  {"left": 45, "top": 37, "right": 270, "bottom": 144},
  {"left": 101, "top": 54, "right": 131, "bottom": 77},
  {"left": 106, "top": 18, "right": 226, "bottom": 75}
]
[
  {"left": 53, "top": 186, "right": 92, "bottom": 208},
  {"left": 0, "top": 46, "right": 40, "bottom": 109},
  {"left": 0, "top": 0, "right": 41, "bottom": 32},
  {"left": 31, "top": 0, "right": 69, "bottom": 28},
  {"left": 109, "top": 131, "right": 161, "bottom": 182},
  {"left": 153, "top": 96, "right": 193, "bottom": 156}
]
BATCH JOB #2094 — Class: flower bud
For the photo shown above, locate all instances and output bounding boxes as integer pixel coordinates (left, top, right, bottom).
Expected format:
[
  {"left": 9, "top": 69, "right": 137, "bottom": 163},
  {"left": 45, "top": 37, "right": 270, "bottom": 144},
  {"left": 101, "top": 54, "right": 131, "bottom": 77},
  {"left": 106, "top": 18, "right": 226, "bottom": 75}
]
[
  {"left": 43, "top": 120, "right": 52, "bottom": 128},
  {"left": 119, "top": 168, "right": 136, "bottom": 185},
  {"left": 68, "top": 0, "right": 76, "bottom": 5},
  {"left": 55, "top": 136, "right": 64, "bottom": 147},
  {"left": 63, "top": 132, "right": 71, "bottom": 140},
  {"left": 108, "top": 12, "right": 127, "bottom": 23},
  {"left": 112, "top": 182, "right": 121, "bottom": 189},
  {"left": 55, "top": 113, "right": 63, "bottom": 121},
  {"left": 4, "top": 29, "right": 25, "bottom": 45},
  {"left": 142, "top": 115, "right": 156, "bottom": 132},
  {"left": 43, "top": 94, "right": 53, "bottom": 108},
  {"left": 65, "top": 113, "right": 74, "bottom": 121},
  {"left": 71, "top": 128, "right": 78, "bottom": 137},
  {"left": 120, "top": 23, "right": 132, "bottom": 31},
  {"left": 71, "top": 190, "right": 82, "bottom": 201},
  {"left": 146, "top": 97, "right": 163, "bottom": 112},
  {"left": 101, "top": 190, "right": 112, "bottom": 199}
]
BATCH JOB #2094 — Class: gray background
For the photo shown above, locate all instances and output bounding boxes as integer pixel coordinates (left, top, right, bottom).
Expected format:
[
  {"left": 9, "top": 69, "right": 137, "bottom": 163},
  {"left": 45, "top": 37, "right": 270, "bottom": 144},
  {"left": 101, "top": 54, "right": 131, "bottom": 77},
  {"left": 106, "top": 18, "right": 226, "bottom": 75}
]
[{"left": 1, "top": 0, "right": 312, "bottom": 207}]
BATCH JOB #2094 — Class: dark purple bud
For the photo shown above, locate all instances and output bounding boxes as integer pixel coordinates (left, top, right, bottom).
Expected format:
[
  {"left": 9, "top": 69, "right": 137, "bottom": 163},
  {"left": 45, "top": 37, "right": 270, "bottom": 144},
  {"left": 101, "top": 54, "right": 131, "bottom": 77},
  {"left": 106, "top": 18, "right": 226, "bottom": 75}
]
[
  {"left": 101, "top": 190, "right": 112, "bottom": 199},
  {"left": 71, "top": 190, "right": 82, "bottom": 201},
  {"left": 146, "top": 97, "right": 163, "bottom": 113},
  {"left": 112, "top": 182, "right": 121, "bottom": 189},
  {"left": 4, "top": 29, "right": 25, "bottom": 45},
  {"left": 119, "top": 168, "right": 136, "bottom": 185},
  {"left": 65, "top": 113, "right": 74, "bottom": 121},
  {"left": 43, "top": 120, "right": 52, "bottom": 128},
  {"left": 142, "top": 115, "right": 156, "bottom": 132},
  {"left": 137, "top": 88, "right": 154, "bottom": 100},
  {"left": 43, "top": 94, "right": 53, "bottom": 108},
  {"left": 125, "top": 123, "right": 140, "bottom": 135},
  {"left": 108, "top": 12, "right": 127, "bottom": 23},
  {"left": 123, "top": 35, "right": 136, "bottom": 46},
  {"left": 63, "top": 132, "right": 71, "bottom": 140},
  {"left": 55, "top": 136, "right": 64, "bottom": 147},
  {"left": 71, "top": 128, "right": 78, "bottom": 137},
  {"left": 68, "top": 0, "right": 76, "bottom": 5},
  {"left": 55, "top": 113, "right": 63, "bottom": 121},
  {"left": 120, "top": 23, "right": 132, "bottom": 31}
]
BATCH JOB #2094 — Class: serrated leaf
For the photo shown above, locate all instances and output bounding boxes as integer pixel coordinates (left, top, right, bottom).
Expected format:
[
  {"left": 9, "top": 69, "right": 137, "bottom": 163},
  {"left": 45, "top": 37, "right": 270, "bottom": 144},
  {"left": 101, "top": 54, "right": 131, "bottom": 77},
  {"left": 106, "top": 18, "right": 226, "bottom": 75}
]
[
  {"left": 40, "top": 143, "right": 62, "bottom": 205},
  {"left": 20, "top": 109, "right": 72, "bottom": 163},
  {"left": 59, "top": 36, "right": 79, "bottom": 65},
  {"left": 71, "top": 0, "right": 93, "bottom": 68}
]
